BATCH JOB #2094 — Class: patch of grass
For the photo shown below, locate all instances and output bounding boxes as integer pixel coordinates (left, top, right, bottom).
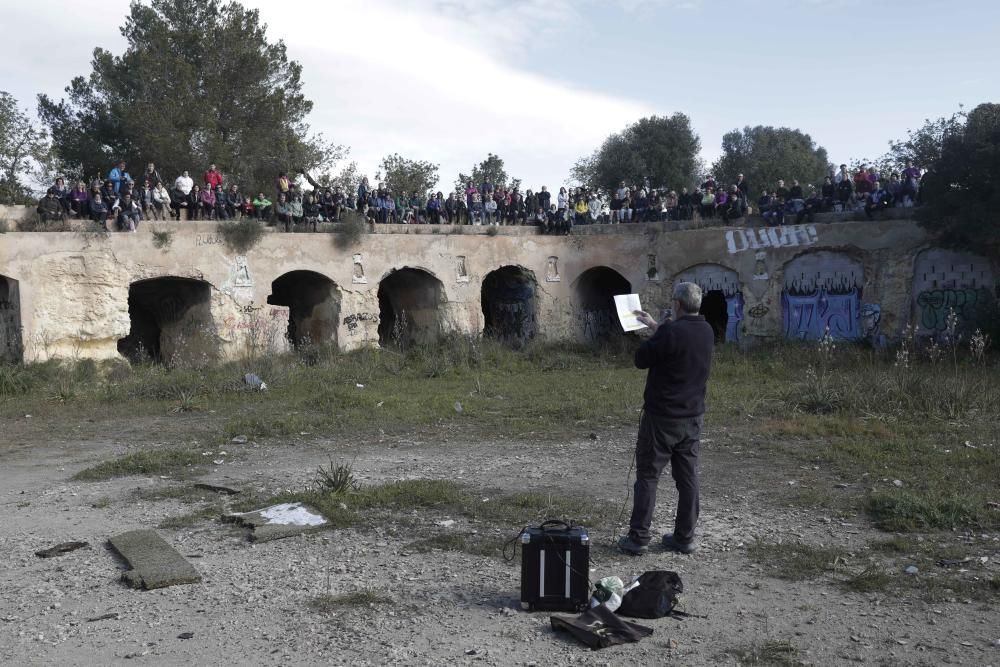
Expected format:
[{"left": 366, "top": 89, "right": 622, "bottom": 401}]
[
  {"left": 746, "top": 540, "right": 846, "bottom": 581},
  {"left": 313, "top": 459, "right": 360, "bottom": 494},
  {"left": 90, "top": 496, "right": 112, "bottom": 509},
  {"left": 869, "top": 536, "right": 914, "bottom": 554},
  {"left": 844, "top": 564, "right": 893, "bottom": 593},
  {"left": 73, "top": 447, "right": 206, "bottom": 481},
  {"left": 726, "top": 639, "right": 803, "bottom": 666},
  {"left": 309, "top": 589, "right": 392, "bottom": 612},
  {"left": 0, "top": 364, "right": 32, "bottom": 397},
  {"left": 218, "top": 219, "right": 265, "bottom": 254},
  {"left": 864, "top": 491, "right": 992, "bottom": 531}
]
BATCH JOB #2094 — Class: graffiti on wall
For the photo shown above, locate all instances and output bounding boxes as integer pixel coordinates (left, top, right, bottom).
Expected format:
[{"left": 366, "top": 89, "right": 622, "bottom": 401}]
[
  {"left": 676, "top": 264, "right": 743, "bottom": 342},
  {"left": 581, "top": 309, "right": 614, "bottom": 343},
  {"left": 912, "top": 249, "right": 997, "bottom": 333},
  {"left": 916, "top": 287, "right": 994, "bottom": 331},
  {"left": 726, "top": 225, "right": 818, "bottom": 255},
  {"left": 782, "top": 252, "right": 864, "bottom": 340},
  {"left": 343, "top": 312, "right": 379, "bottom": 335}
]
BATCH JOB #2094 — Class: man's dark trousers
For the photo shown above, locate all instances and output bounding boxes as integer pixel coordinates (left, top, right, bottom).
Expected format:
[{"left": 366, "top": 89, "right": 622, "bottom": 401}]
[{"left": 627, "top": 411, "right": 702, "bottom": 546}]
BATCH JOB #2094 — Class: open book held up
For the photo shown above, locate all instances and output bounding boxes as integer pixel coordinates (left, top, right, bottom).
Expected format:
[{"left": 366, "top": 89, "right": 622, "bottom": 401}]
[{"left": 613, "top": 294, "right": 646, "bottom": 332}]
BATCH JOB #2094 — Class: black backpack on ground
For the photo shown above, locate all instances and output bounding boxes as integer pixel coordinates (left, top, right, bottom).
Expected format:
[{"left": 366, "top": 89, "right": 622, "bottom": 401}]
[{"left": 617, "top": 570, "right": 685, "bottom": 619}]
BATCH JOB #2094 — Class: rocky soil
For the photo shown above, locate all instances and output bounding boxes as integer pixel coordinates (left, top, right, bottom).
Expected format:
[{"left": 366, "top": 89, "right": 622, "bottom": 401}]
[{"left": 1, "top": 416, "right": 998, "bottom": 666}]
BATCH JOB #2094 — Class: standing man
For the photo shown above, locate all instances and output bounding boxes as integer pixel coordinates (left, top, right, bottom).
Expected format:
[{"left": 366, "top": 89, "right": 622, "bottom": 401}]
[{"left": 619, "top": 282, "right": 715, "bottom": 556}]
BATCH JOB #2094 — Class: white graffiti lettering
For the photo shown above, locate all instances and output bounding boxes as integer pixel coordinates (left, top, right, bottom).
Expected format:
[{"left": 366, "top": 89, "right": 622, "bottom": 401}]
[{"left": 726, "top": 225, "right": 818, "bottom": 255}]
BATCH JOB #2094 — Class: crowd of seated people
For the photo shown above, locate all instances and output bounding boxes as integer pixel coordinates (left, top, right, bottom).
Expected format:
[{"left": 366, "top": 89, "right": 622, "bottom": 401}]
[{"left": 35, "top": 158, "right": 925, "bottom": 232}]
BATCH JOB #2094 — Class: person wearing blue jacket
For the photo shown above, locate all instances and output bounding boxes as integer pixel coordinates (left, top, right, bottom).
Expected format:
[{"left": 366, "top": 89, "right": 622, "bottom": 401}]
[{"left": 107, "top": 161, "right": 133, "bottom": 193}]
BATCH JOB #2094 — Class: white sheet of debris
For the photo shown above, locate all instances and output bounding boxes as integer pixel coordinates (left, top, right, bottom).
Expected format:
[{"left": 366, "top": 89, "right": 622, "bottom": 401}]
[{"left": 256, "top": 502, "right": 327, "bottom": 527}]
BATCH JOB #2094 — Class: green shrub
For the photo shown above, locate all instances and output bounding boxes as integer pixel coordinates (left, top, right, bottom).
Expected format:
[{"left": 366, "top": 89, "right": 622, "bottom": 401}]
[{"left": 218, "top": 219, "right": 265, "bottom": 254}]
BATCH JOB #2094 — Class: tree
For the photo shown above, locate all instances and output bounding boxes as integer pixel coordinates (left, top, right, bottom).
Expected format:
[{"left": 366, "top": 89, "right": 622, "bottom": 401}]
[
  {"left": 920, "top": 103, "right": 1000, "bottom": 254},
  {"left": 455, "top": 153, "right": 518, "bottom": 192},
  {"left": 37, "top": 0, "right": 341, "bottom": 196},
  {"left": 574, "top": 114, "right": 700, "bottom": 193},
  {"left": 377, "top": 153, "right": 439, "bottom": 197},
  {"left": 0, "top": 92, "right": 49, "bottom": 204},
  {"left": 882, "top": 109, "right": 967, "bottom": 173},
  {"left": 712, "top": 126, "right": 829, "bottom": 194}
]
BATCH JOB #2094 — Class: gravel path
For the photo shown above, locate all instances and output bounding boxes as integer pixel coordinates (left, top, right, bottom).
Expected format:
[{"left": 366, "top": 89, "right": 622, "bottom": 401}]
[{"left": 1, "top": 422, "right": 998, "bottom": 665}]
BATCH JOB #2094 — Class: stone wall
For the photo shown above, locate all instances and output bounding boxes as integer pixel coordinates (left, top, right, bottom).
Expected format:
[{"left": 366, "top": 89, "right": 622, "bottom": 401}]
[{"left": 0, "top": 219, "right": 996, "bottom": 362}]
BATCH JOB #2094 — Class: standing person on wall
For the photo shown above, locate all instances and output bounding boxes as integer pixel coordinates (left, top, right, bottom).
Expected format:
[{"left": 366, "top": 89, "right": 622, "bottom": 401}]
[{"left": 619, "top": 282, "right": 715, "bottom": 556}]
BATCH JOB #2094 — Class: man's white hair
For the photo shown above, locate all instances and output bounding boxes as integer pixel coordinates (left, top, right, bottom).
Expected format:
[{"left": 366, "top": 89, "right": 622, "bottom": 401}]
[{"left": 673, "top": 282, "right": 703, "bottom": 314}]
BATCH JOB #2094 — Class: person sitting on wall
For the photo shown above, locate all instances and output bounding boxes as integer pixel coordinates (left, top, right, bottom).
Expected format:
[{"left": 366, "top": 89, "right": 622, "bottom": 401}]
[
  {"left": 836, "top": 173, "right": 854, "bottom": 211},
  {"left": 240, "top": 196, "right": 255, "bottom": 220},
  {"left": 188, "top": 184, "right": 204, "bottom": 220},
  {"left": 854, "top": 166, "right": 873, "bottom": 199},
  {"left": 676, "top": 188, "right": 693, "bottom": 221},
  {"left": 865, "top": 181, "right": 893, "bottom": 220},
  {"left": 288, "top": 193, "right": 304, "bottom": 227},
  {"left": 211, "top": 185, "right": 229, "bottom": 220},
  {"left": 99, "top": 179, "right": 118, "bottom": 208},
  {"left": 89, "top": 193, "right": 110, "bottom": 227},
  {"left": 253, "top": 192, "right": 272, "bottom": 221},
  {"left": 170, "top": 185, "right": 190, "bottom": 220},
  {"left": 762, "top": 193, "right": 785, "bottom": 226},
  {"left": 174, "top": 170, "right": 194, "bottom": 197},
  {"left": 37, "top": 188, "right": 66, "bottom": 223},
  {"left": 796, "top": 187, "right": 824, "bottom": 224},
  {"left": 116, "top": 192, "right": 143, "bottom": 232},
  {"left": 225, "top": 184, "right": 242, "bottom": 219},
  {"left": 303, "top": 192, "right": 321, "bottom": 231},
  {"left": 68, "top": 180, "right": 90, "bottom": 217},
  {"left": 820, "top": 176, "right": 836, "bottom": 211},
  {"left": 441, "top": 192, "right": 456, "bottom": 224},
  {"left": 699, "top": 187, "right": 716, "bottom": 219},
  {"left": 275, "top": 193, "right": 291, "bottom": 230},
  {"left": 198, "top": 184, "right": 216, "bottom": 220},
  {"left": 720, "top": 187, "right": 745, "bottom": 224},
  {"left": 886, "top": 173, "right": 904, "bottom": 207},
  {"left": 901, "top": 160, "right": 921, "bottom": 206},
  {"left": 150, "top": 181, "right": 170, "bottom": 220}
]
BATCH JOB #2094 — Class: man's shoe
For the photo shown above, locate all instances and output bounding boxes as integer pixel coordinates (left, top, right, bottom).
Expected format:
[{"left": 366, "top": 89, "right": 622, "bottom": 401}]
[
  {"left": 617, "top": 536, "right": 648, "bottom": 556},
  {"left": 661, "top": 533, "right": 698, "bottom": 554}
]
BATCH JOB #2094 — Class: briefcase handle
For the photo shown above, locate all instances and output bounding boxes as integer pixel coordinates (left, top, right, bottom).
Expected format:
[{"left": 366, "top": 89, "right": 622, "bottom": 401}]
[{"left": 539, "top": 519, "right": 571, "bottom": 531}]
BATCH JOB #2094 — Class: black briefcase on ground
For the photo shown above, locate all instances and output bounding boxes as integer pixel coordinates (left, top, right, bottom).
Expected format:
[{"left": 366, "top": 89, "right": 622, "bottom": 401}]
[{"left": 519, "top": 520, "right": 590, "bottom": 612}]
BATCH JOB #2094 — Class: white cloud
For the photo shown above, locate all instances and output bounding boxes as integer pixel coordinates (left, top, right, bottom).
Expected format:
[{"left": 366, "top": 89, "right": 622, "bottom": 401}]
[{"left": 248, "top": 0, "right": 653, "bottom": 189}]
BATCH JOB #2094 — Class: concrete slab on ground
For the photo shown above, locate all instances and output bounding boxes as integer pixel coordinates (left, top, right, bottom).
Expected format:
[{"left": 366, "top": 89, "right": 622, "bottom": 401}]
[{"left": 107, "top": 529, "right": 201, "bottom": 590}]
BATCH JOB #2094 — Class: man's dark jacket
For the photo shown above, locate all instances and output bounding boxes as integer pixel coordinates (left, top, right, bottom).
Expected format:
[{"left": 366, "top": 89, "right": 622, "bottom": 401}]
[{"left": 635, "top": 314, "right": 715, "bottom": 418}]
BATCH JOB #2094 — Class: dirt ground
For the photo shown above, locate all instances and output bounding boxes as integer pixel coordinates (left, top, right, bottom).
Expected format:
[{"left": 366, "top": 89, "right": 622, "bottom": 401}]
[{"left": 1, "top": 413, "right": 998, "bottom": 666}]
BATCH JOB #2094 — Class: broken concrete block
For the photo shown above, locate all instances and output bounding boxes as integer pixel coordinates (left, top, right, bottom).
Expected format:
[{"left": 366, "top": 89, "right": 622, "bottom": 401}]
[
  {"left": 224, "top": 502, "right": 328, "bottom": 543},
  {"left": 107, "top": 530, "right": 201, "bottom": 590},
  {"left": 35, "top": 541, "right": 89, "bottom": 558}
]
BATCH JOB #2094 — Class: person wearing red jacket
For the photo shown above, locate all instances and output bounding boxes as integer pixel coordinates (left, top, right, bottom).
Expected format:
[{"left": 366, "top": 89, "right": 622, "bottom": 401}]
[{"left": 204, "top": 164, "right": 223, "bottom": 190}]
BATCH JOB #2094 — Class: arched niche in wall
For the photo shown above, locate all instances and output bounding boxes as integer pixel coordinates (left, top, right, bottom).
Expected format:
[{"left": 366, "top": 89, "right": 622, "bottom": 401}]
[
  {"left": 481, "top": 265, "right": 538, "bottom": 348},
  {"left": 0, "top": 274, "right": 22, "bottom": 363},
  {"left": 573, "top": 266, "right": 631, "bottom": 344},
  {"left": 781, "top": 251, "right": 864, "bottom": 340},
  {"left": 267, "top": 270, "right": 341, "bottom": 348},
  {"left": 117, "top": 277, "right": 216, "bottom": 364},
  {"left": 912, "top": 248, "right": 997, "bottom": 334},
  {"left": 377, "top": 267, "right": 446, "bottom": 347},
  {"left": 674, "top": 264, "right": 743, "bottom": 343}
]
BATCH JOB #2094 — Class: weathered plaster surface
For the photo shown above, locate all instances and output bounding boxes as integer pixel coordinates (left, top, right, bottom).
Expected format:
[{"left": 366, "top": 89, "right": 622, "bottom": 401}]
[{"left": 0, "top": 219, "right": 995, "bottom": 362}]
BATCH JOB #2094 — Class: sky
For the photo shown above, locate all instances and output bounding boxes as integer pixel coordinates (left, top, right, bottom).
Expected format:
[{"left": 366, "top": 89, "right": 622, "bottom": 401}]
[{"left": 2, "top": 0, "right": 998, "bottom": 190}]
